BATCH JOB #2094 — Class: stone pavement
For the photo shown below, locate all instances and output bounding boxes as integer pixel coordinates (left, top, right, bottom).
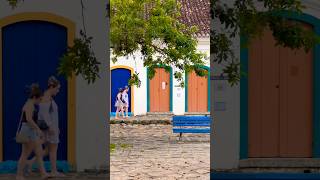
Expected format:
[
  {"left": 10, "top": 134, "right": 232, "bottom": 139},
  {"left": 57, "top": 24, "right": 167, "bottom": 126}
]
[{"left": 110, "top": 124, "right": 210, "bottom": 180}]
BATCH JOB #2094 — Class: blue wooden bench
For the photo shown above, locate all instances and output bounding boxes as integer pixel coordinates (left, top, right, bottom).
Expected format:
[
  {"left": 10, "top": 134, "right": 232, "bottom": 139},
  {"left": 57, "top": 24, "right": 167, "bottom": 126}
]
[{"left": 172, "top": 115, "right": 211, "bottom": 139}]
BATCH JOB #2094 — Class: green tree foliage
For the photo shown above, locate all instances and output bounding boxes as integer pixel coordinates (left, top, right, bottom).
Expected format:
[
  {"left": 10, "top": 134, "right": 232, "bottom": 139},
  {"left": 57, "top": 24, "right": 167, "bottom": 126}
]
[
  {"left": 6, "top": 0, "right": 21, "bottom": 8},
  {"left": 212, "top": 0, "right": 320, "bottom": 85},
  {"left": 8, "top": 0, "right": 319, "bottom": 86},
  {"left": 58, "top": 30, "right": 101, "bottom": 84},
  {"left": 111, "top": 0, "right": 208, "bottom": 87}
]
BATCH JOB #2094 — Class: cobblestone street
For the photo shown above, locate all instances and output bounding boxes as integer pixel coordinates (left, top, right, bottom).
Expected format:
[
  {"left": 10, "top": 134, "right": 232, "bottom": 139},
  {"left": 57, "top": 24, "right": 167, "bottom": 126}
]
[{"left": 110, "top": 124, "right": 210, "bottom": 180}]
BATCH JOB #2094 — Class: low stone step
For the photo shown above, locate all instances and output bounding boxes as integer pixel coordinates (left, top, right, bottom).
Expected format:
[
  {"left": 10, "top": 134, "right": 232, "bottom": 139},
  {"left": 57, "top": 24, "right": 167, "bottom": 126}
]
[
  {"left": 184, "top": 112, "right": 210, "bottom": 115},
  {"left": 146, "top": 112, "right": 174, "bottom": 116},
  {"left": 239, "top": 158, "right": 320, "bottom": 168},
  {"left": 109, "top": 119, "right": 171, "bottom": 125}
]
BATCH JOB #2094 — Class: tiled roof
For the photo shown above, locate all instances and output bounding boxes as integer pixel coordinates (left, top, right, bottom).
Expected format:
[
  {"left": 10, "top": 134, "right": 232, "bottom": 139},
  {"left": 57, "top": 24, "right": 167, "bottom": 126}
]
[
  {"left": 178, "top": 0, "right": 210, "bottom": 38},
  {"left": 145, "top": 0, "right": 210, "bottom": 38}
]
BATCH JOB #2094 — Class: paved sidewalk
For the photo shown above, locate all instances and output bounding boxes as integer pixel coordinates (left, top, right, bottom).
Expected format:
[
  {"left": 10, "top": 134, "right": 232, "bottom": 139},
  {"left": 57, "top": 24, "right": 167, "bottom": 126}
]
[{"left": 110, "top": 124, "right": 210, "bottom": 180}]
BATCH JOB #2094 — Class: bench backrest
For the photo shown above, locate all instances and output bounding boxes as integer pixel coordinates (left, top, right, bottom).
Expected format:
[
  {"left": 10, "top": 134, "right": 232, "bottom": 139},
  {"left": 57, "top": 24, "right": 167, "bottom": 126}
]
[{"left": 172, "top": 116, "right": 211, "bottom": 127}]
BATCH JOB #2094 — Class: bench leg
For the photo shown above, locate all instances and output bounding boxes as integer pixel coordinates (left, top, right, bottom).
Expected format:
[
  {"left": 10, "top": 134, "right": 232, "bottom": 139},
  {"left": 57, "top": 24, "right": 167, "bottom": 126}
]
[{"left": 179, "top": 132, "right": 182, "bottom": 140}]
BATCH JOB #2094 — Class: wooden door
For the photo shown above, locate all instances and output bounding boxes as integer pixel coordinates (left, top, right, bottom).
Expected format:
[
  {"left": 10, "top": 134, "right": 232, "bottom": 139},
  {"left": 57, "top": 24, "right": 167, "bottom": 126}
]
[
  {"left": 248, "top": 28, "right": 280, "bottom": 157},
  {"left": 279, "top": 23, "right": 313, "bottom": 157},
  {"left": 248, "top": 24, "right": 313, "bottom": 158},
  {"left": 111, "top": 68, "right": 132, "bottom": 113},
  {"left": 150, "top": 68, "right": 170, "bottom": 112},
  {"left": 2, "top": 21, "right": 68, "bottom": 160},
  {"left": 188, "top": 70, "right": 208, "bottom": 112}
]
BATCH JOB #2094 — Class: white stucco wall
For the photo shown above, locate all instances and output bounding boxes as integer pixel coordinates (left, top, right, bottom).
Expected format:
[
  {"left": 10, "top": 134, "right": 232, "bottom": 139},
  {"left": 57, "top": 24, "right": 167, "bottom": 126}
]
[
  {"left": 211, "top": 0, "right": 320, "bottom": 170},
  {"left": 111, "top": 38, "right": 210, "bottom": 115},
  {"left": 0, "top": 0, "right": 108, "bottom": 172}
]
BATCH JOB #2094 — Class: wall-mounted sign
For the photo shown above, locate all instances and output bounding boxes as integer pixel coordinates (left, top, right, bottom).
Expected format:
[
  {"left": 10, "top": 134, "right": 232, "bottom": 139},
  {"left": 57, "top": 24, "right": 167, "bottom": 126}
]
[{"left": 162, "top": 82, "right": 166, "bottom": 89}]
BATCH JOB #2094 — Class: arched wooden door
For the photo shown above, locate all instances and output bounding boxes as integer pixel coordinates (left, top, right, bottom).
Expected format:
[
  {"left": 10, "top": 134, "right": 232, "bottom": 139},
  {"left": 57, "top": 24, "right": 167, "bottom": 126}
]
[
  {"left": 2, "top": 21, "right": 68, "bottom": 160},
  {"left": 149, "top": 68, "right": 170, "bottom": 112},
  {"left": 187, "top": 70, "right": 208, "bottom": 112},
  {"left": 111, "top": 68, "right": 132, "bottom": 114},
  {"left": 248, "top": 24, "right": 313, "bottom": 158}
]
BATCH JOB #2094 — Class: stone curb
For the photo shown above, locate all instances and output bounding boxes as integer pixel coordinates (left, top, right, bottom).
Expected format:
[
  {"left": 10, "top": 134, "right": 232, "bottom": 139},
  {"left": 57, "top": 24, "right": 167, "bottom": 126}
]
[{"left": 110, "top": 119, "right": 172, "bottom": 125}]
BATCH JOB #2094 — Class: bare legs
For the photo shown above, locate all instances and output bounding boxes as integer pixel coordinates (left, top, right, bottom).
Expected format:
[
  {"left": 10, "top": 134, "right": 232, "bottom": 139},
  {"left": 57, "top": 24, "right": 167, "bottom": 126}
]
[
  {"left": 48, "top": 143, "right": 64, "bottom": 176},
  {"left": 26, "top": 146, "right": 48, "bottom": 174},
  {"left": 27, "top": 143, "right": 64, "bottom": 177},
  {"left": 16, "top": 140, "right": 48, "bottom": 180},
  {"left": 115, "top": 106, "right": 124, "bottom": 119},
  {"left": 124, "top": 106, "right": 129, "bottom": 118},
  {"left": 16, "top": 143, "right": 33, "bottom": 180}
]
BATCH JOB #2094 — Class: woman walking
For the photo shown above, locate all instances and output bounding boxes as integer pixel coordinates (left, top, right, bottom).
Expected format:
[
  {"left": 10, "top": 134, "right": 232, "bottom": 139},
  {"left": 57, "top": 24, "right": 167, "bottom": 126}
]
[
  {"left": 16, "top": 84, "right": 49, "bottom": 180},
  {"left": 27, "top": 76, "right": 65, "bottom": 177},
  {"left": 122, "top": 86, "right": 130, "bottom": 118},
  {"left": 115, "top": 88, "right": 125, "bottom": 119}
]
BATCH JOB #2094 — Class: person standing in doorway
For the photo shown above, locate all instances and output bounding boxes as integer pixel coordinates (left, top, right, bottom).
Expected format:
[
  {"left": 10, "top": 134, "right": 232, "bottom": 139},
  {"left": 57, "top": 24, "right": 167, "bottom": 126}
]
[
  {"left": 122, "top": 86, "right": 130, "bottom": 118},
  {"left": 115, "top": 88, "right": 125, "bottom": 119}
]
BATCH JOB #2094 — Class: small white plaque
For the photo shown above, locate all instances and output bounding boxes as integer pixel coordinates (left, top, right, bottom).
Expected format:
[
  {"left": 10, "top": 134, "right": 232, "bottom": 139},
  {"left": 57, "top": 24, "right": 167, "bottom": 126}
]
[{"left": 162, "top": 82, "right": 166, "bottom": 89}]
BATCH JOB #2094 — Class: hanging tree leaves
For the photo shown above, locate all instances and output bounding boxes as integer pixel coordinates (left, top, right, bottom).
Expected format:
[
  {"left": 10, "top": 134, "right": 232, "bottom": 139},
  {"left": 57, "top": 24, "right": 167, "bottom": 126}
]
[
  {"left": 111, "top": 0, "right": 208, "bottom": 87},
  {"left": 211, "top": 0, "right": 320, "bottom": 85},
  {"left": 8, "top": 0, "right": 320, "bottom": 86},
  {"left": 6, "top": 0, "right": 22, "bottom": 8}
]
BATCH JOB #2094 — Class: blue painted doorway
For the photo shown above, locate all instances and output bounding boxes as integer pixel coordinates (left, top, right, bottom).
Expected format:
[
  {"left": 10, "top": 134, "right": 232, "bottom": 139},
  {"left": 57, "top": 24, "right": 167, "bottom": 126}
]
[
  {"left": 2, "top": 21, "right": 68, "bottom": 160},
  {"left": 111, "top": 68, "right": 132, "bottom": 115}
]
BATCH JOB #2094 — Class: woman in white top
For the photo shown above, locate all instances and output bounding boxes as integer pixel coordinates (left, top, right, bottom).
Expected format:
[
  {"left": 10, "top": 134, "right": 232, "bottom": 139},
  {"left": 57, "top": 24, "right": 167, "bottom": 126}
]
[
  {"left": 27, "top": 76, "right": 64, "bottom": 177},
  {"left": 122, "top": 86, "right": 129, "bottom": 118}
]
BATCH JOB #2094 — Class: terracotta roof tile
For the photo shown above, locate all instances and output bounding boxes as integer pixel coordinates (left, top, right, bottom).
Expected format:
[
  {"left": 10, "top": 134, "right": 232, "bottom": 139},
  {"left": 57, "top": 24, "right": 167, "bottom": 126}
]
[
  {"left": 178, "top": 0, "right": 210, "bottom": 38},
  {"left": 145, "top": 0, "right": 210, "bottom": 38}
]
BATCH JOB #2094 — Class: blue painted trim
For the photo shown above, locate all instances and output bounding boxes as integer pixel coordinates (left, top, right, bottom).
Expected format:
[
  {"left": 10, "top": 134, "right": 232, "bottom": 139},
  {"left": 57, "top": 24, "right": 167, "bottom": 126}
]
[
  {"left": 170, "top": 68, "right": 173, "bottom": 112},
  {"left": 240, "top": 36, "right": 249, "bottom": 160},
  {"left": 110, "top": 112, "right": 132, "bottom": 117},
  {"left": 147, "top": 68, "right": 150, "bottom": 112},
  {"left": 0, "top": 161, "right": 70, "bottom": 173},
  {"left": 146, "top": 66, "right": 173, "bottom": 112},
  {"left": 313, "top": 25, "right": 320, "bottom": 158},
  {"left": 240, "top": 11, "right": 320, "bottom": 159},
  {"left": 185, "top": 66, "right": 210, "bottom": 112},
  {"left": 211, "top": 173, "right": 320, "bottom": 180},
  {"left": 185, "top": 72, "right": 188, "bottom": 112}
]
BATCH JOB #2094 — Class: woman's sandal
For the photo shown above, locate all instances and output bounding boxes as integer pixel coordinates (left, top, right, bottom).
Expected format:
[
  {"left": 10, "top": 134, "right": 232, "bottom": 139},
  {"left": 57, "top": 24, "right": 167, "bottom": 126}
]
[
  {"left": 15, "top": 176, "right": 25, "bottom": 180},
  {"left": 40, "top": 173, "right": 50, "bottom": 179},
  {"left": 50, "top": 172, "right": 66, "bottom": 177},
  {"left": 24, "top": 162, "right": 35, "bottom": 176}
]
